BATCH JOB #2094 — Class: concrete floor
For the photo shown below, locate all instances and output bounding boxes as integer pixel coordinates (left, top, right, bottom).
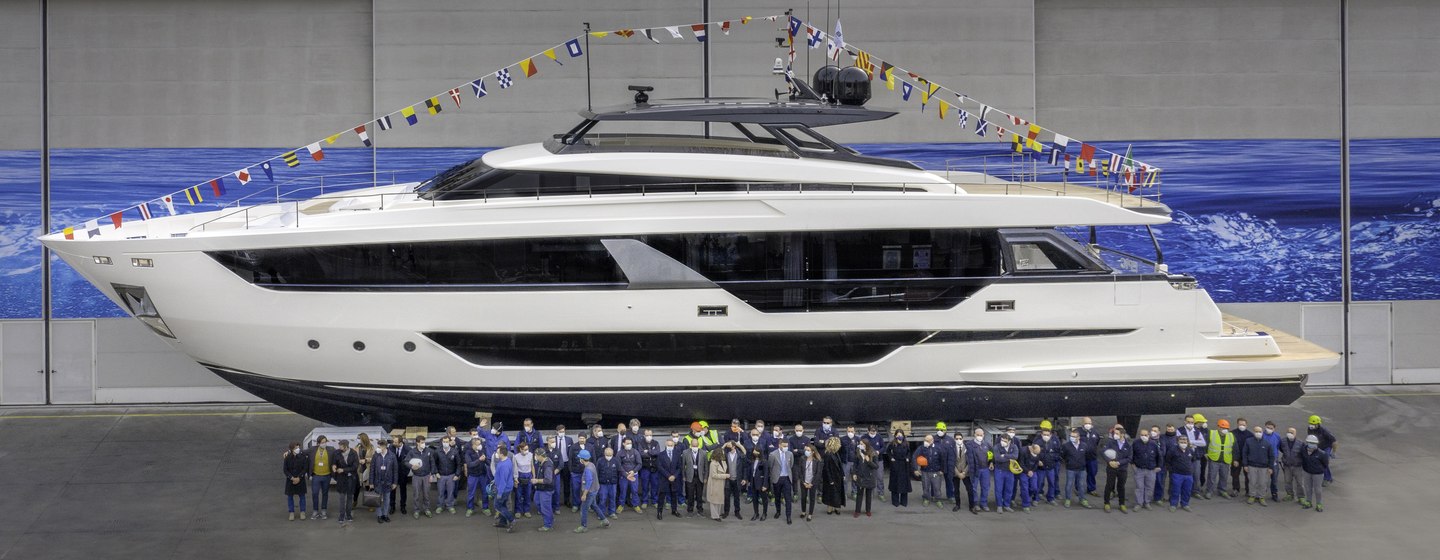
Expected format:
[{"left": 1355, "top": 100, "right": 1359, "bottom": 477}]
[{"left": 1, "top": 385, "right": 1437, "bottom": 560}]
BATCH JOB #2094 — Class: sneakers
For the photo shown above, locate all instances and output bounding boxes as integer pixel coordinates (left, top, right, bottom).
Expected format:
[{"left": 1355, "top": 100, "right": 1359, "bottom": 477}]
[
  {"left": 570, "top": 506, "right": 579, "bottom": 513},
  {"left": 1063, "top": 499, "right": 1072, "bottom": 508},
  {"left": 1246, "top": 497, "right": 1255, "bottom": 504},
  {"left": 434, "top": 507, "right": 443, "bottom": 515},
  {"left": 310, "top": 512, "right": 319, "bottom": 520},
  {"left": 1120, "top": 505, "right": 1129, "bottom": 514},
  {"left": 1258, "top": 499, "right": 1267, "bottom": 507},
  {"left": 1202, "top": 491, "right": 1212, "bottom": 500},
  {"left": 633, "top": 507, "right": 643, "bottom": 514},
  {"left": 538, "top": 526, "right": 552, "bottom": 532},
  {"left": 1079, "top": 500, "right": 1092, "bottom": 509},
  {"left": 1169, "top": 506, "right": 1177, "bottom": 512},
  {"left": 921, "top": 499, "right": 930, "bottom": 506},
  {"left": 447, "top": 507, "right": 456, "bottom": 514},
  {"left": 413, "top": 512, "right": 420, "bottom": 519},
  {"left": 523, "top": 513, "right": 532, "bottom": 518},
  {"left": 1022, "top": 507, "right": 1031, "bottom": 513},
  {"left": 1182, "top": 505, "right": 1193, "bottom": 512},
  {"left": 1315, "top": 504, "right": 1323, "bottom": 512},
  {"left": 1104, "top": 504, "right": 1111, "bottom": 513},
  {"left": 288, "top": 512, "right": 296, "bottom": 521},
  {"left": 423, "top": 510, "right": 433, "bottom": 518},
  {"left": 465, "top": 509, "right": 474, "bottom": 517},
  {"left": 608, "top": 513, "right": 618, "bottom": 520},
  {"left": 1301, "top": 502, "right": 1313, "bottom": 509},
  {"left": 602, "top": 520, "right": 611, "bottom": 529},
  {"left": 1141, "top": 503, "right": 1150, "bottom": 511},
  {"left": 573, "top": 526, "right": 588, "bottom": 533}
]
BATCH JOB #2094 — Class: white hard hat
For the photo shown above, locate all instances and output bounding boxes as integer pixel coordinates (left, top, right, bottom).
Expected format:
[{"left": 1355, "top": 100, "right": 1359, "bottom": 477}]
[
  {"left": 1103, "top": 449, "right": 1117, "bottom": 460},
  {"left": 1304, "top": 435, "right": 1319, "bottom": 445},
  {"left": 409, "top": 458, "right": 423, "bottom": 469}
]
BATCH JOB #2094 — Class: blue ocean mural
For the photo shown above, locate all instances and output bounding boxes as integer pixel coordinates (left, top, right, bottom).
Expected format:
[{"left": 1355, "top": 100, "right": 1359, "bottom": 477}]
[{"left": 1, "top": 139, "right": 1437, "bottom": 319}]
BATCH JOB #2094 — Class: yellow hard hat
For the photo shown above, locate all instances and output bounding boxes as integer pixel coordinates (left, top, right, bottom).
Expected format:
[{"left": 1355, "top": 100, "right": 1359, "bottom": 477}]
[
  {"left": 986, "top": 450, "right": 994, "bottom": 462},
  {"left": 1308, "top": 415, "right": 1322, "bottom": 425},
  {"left": 1039, "top": 420, "right": 1053, "bottom": 430},
  {"left": 1192, "top": 413, "right": 1207, "bottom": 423},
  {"left": 1009, "top": 459, "right": 1023, "bottom": 474},
  {"left": 935, "top": 421, "right": 948, "bottom": 431},
  {"left": 698, "top": 420, "right": 709, "bottom": 428}
]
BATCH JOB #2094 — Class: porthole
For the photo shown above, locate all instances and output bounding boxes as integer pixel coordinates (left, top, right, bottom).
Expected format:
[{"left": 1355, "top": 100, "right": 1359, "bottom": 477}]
[
  {"left": 307, "top": 340, "right": 319, "bottom": 349},
  {"left": 403, "top": 341, "right": 416, "bottom": 352},
  {"left": 353, "top": 341, "right": 365, "bottom": 351}
]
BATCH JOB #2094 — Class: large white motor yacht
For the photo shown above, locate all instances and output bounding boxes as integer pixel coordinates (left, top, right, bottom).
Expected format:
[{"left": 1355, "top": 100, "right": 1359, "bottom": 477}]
[{"left": 40, "top": 90, "right": 1338, "bottom": 427}]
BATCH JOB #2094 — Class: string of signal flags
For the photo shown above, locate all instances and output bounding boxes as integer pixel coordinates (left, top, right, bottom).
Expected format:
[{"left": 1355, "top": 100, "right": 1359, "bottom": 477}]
[
  {"left": 782, "top": 15, "right": 1160, "bottom": 193},
  {"left": 63, "top": 13, "right": 1156, "bottom": 240}
]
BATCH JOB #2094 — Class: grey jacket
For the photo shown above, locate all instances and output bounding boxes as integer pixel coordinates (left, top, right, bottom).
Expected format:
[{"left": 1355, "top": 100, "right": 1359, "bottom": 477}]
[{"left": 767, "top": 449, "right": 796, "bottom": 483}]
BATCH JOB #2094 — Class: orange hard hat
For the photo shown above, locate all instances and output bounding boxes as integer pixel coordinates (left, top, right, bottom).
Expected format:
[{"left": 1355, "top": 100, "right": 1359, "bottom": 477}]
[
  {"left": 916, "top": 455, "right": 929, "bottom": 468},
  {"left": 1217, "top": 419, "right": 1230, "bottom": 429},
  {"left": 690, "top": 422, "right": 702, "bottom": 432}
]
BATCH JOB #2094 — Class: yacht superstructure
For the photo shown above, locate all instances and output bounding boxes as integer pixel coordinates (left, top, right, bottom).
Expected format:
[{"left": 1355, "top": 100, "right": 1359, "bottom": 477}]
[{"left": 39, "top": 96, "right": 1338, "bottom": 427}]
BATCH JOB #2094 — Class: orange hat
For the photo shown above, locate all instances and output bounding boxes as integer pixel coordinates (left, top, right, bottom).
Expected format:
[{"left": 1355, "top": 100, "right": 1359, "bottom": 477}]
[
  {"left": 915, "top": 455, "right": 929, "bottom": 468},
  {"left": 690, "top": 422, "right": 703, "bottom": 432},
  {"left": 1217, "top": 419, "right": 1230, "bottom": 429}
]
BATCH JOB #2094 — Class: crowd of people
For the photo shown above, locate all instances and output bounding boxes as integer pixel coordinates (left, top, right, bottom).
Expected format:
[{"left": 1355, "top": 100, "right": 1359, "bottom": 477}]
[{"left": 280, "top": 413, "right": 1339, "bottom": 532}]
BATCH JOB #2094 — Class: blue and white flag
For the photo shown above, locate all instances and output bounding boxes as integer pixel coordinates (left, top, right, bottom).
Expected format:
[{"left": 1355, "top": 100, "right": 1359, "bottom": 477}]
[
  {"left": 806, "top": 25, "right": 822, "bottom": 48},
  {"left": 826, "top": 19, "right": 843, "bottom": 61},
  {"left": 471, "top": 78, "right": 487, "bottom": 99},
  {"left": 565, "top": 38, "right": 583, "bottom": 57},
  {"left": 376, "top": 115, "right": 393, "bottom": 130},
  {"left": 900, "top": 81, "right": 913, "bottom": 101},
  {"left": 497, "top": 68, "right": 513, "bottom": 89}
]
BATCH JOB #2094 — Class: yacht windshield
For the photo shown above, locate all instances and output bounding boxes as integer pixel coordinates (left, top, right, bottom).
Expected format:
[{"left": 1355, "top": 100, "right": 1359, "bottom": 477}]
[{"left": 415, "top": 157, "right": 497, "bottom": 197}]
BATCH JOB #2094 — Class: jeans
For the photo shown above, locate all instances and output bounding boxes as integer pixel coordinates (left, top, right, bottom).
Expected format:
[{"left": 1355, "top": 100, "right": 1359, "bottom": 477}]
[
  {"left": 495, "top": 489, "right": 514, "bottom": 526},
  {"left": 1085, "top": 458, "right": 1098, "bottom": 492},
  {"left": 287, "top": 494, "right": 306, "bottom": 513},
  {"left": 1169, "top": 473, "right": 1194, "bottom": 507},
  {"left": 516, "top": 477, "right": 532, "bottom": 513},
  {"left": 599, "top": 483, "right": 617, "bottom": 515},
  {"left": 1153, "top": 466, "right": 1168, "bottom": 502},
  {"left": 376, "top": 486, "right": 391, "bottom": 518},
  {"left": 619, "top": 474, "right": 640, "bottom": 508},
  {"left": 579, "top": 491, "right": 606, "bottom": 527},
  {"left": 1019, "top": 472, "right": 1038, "bottom": 507},
  {"left": 993, "top": 470, "right": 1015, "bottom": 508},
  {"left": 772, "top": 477, "right": 794, "bottom": 519},
  {"left": 640, "top": 468, "right": 658, "bottom": 505},
  {"left": 1134, "top": 468, "right": 1157, "bottom": 506},
  {"left": 1103, "top": 467, "right": 1127, "bottom": 506},
  {"left": 971, "top": 468, "right": 991, "bottom": 509},
  {"left": 1323, "top": 448, "right": 1334, "bottom": 482},
  {"left": 437, "top": 475, "right": 456, "bottom": 509},
  {"left": 465, "top": 474, "right": 488, "bottom": 510},
  {"left": 534, "top": 489, "right": 554, "bottom": 527},
  {"left": 1038, "top": 468, "right": 1058, "bottom": 502},
  {"left": 310, "top": 475, "right": 331, "bottom": 511},
  {"left": 1065, "top": 468, "right": 1085, "bottom": 502}
]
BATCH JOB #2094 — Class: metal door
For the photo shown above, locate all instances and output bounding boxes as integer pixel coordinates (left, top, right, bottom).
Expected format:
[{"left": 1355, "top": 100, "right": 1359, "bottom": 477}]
[
  {"left": 1, "top": 322, "right": 46, "bottom": 404},
  {"left": 1347, "top": 303, "right": 1392, "bottom": 385},
  {"left": 49, "top": 320, "right": 95, "bottom": 404},
  {"left": 1301, "top": 304, "right": 1344, "bottom": 386}
]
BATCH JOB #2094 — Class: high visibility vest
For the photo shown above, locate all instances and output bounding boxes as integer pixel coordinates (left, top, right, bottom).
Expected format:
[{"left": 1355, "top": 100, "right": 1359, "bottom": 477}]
[{"left": 1206, "top": 430, "right": 1233, "bottom": 463}]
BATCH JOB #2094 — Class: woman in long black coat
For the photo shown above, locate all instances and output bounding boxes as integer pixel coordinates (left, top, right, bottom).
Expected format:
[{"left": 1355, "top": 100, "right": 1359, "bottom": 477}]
[
  {"left": 283, "top": 442, "right": 308, "bottom": 520},
  {"left": 884, "top": 432, "right": 912, "bottom": 507},
  {"left": 852, "top": 440, "right": 879, "bottom": 517},
  {"left": 820, "top": 437, "right": 847, "bottom": 514}
]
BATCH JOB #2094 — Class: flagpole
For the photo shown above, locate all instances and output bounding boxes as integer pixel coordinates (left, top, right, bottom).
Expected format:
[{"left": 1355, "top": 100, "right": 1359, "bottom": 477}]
[
  {"left": 41, "top": 0, "right": 53, "bottom": 405},
  {"left": 583, "top": 22, "right": 592, "bottom": 112},
  {"left": 701, "top": 0, "right": 711, "bottom": 138}
]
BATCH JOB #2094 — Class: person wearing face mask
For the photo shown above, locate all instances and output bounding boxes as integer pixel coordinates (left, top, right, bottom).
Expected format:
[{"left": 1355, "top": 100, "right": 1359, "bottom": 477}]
[
  {"left": 744, "top": 446, "right": 770, "bottom": 520},
  {"left": 1277, "top": 426, "right": 1306, "bottom": 503},
  {"left": 1017, "top": 443, "right": 1041, "bottom": 512},
  {"left": 596, "top": 447, "right": 620, "bottom": 519},
  {"left": 964, "top": 429, "right": 992, "bottom": 513},
  {"left": 1165, "top": 435, "right": 1197, "bottom": 512},
  {"left": 332, "top": 439, "right": 359, "bottom": 526},
  {"left": 587, "top": 426, "right": 607, "bottom": 463},
  {"left": 990, "top": 431, "right": 1020, "bottom": 514},
  {"left": 1034, "top": 426, "right": 1061, "bottom": 506},
  {"left": 864, "top": 425, "right": 887, "bottom": 496},
  {"left": 638, "top": 428, "right": 660, "bottom": 511},
  {"left": 532, "top": 448, "right": 556, "bottom": 531},
  {"left": 682, "top": 426, "right": 709, "bottom": 517},
  {"left": 788, "top": 424, "right": 812, "bottom": 466},
  {"left": 569, "top": 435, "right": 589, "bottom": 513},
  {"left": 514, "top": 418, "right": 542, "bottom": 455},
  {"left": 719, "top": 441, "right": 745, "bottom": 519},
  {"left": 798, "top": 444, "right": 822, "bottom": 521},
  {"left": 1077, "top": 417, "right": 1101, "bottom": 497},
  {"left": 1306, "top": 415, "right": 1337, "bottom": 485},
  {"left": 573, "top": 449, "right": 611, "bottom": 532},
  {"left": 1203, "top": 419, "right": 1234, "bottom": 500},
  {"left": 853, "top": 440, "right": 879, "bottom": 517},
  {"left": 434, "top": 436, "right": 461, "bottom": 515},
  {"left": 1260, "top": 421, "right": 1282, "bottom": 502},
  {"left": 282, "top": 442, "right": 309, "bottom": 521},
  {"left": 654, "top": 436, "right": 683, "bottom": 519},
  {"left": 950, "top": 431, "right": 970, "bottom": 512},
  {"left": 841, "top": 426, "right": 860, "bottom": 499},
  {"left": 1002, "top": 427, "right": 1020, "bottom": 508},
  {"left": 1228, "top": 418, "right": 1250, "bottom": 498},
  {"left": 464, "top": 436, "right": 491, "bottom": 517},
  {"left": 705, "top": 442, "right": 731, "bottom": 521},
  {"left": 913, "top": 434, "right": 944, "bottom": 507},
  {"left": 549, "top": 424, "right": 573, "bottom": 511},
  {"left": 817, "top": 416, "right": 838, "bottom": 442},
  {"left": 1154, "top": 425, "right": 1177, "bottom": 504},
  {"left": 304, "top": 436, "right": 334, "bottom": 520},
  {"left": 484, "top": 421, "right": 510, "bottom": 457},
  {"left": 388, "top": 436, "right": 410, "bottom": 516},
  {"left": 1299, "top": 434, "right": 1329, "bottom": 511},
  {"left": 1130, "top": 427, "right": 1161, "bottom": 511},
  {"left": 768, "top": 440, "right": 796, "bottom": 523},
  {"left": 933, "top": 423, "right": 957, "bottom": 505},
  {"left": 405, "top": 436, "right": 437, "bottom": 519},
  {"left": 1100, "top": 428, "right": 1132, "bottom": 514},
  {"left": 369, "top": 438, "right": 397, "bottom": 523},
  {"left": 1182, "top": 415, "right": 1208, "bottom": 496},
  {"left": 618, "top": 435, "right": 643, "bottom": 514},
  {"left": 1238, "top": 425, "right": 1275, "bottom": 506},
  {"left": 1060, "top": 428, "right": 1090, "bottom": 508},
  {"left": 884, "top": 433, "right": 912, "bottom": 507}
]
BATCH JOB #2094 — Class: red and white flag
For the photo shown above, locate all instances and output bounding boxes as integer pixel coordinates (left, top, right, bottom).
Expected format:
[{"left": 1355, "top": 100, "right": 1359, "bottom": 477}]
[
  {"left": 448, "top": 88, "right": 462, "bottom": 108},
  {"left": 234, "top": 168, "right": 251, "bottom": 185},
  {"left": 306, "top": 142, "right": 324, "bottom": 161}
]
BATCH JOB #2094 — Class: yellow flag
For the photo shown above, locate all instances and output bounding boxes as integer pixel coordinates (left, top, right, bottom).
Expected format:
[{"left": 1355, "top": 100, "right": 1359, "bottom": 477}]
[
  {"left": 741, "top": 16, "right": 752, "bottom": 24},
  {"left": 937, "top": 100, "right": 949, "bottom": 120},
  {"left": 543, "top": 48, "right": 558, "bottom": 62},
  {"left": 1012, "top": 134, "right": 1024, "bottom": 153},
  {"left": 324, "top": 133, "right": 340, "bottom": 145},
  {"left": 922, "top": 83, "right": 939, "bottom": 105},
  {"left": 884, "top": 67, "right": 894, "bottom": 91},
  {"left": 589, "top": 31, "right": 608, "bottom": 38},
  {"left": 519, "top": 58, "right": 537, "bottom": 77}
]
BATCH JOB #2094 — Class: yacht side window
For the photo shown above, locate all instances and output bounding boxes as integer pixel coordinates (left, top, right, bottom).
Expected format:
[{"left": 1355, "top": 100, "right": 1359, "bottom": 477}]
[{"left": 1011, "top": 241, "right": 1087, "bottom": 272}]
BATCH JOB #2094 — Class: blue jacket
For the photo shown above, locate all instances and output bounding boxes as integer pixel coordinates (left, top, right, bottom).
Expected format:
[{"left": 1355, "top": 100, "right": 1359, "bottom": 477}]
[
  {"left": 370, "top": 449, "right": 398, "bottom": 488},
  {"left": 513, "top": 428, "right": 543, "bottom": 452},
  {"left": 1300, "top": 447, "right": 1329, "bottom": 475},
  {"left": 1261, "top": 431, "right": 1283, "bottom": 463},
  {"left": 483, "top": 431, "right": 510, "bottom": 455},
  {"left": 1240, "top": 435, "right": 1276, "bottom": 468},
  {"left": 991, "top": 440, "right": 1020, "bottom": 468},
  {"left": 1165, "top": 445, "right": 1196, "bottom": 475},
  {"left": 597, "top": 456, "right": 620, "bottom": 484},
  {"left": 434, "top": 444, "right": 461, "bottom": 476},
  {"left": 1131, "top": 438, "right": 1162, "bottom": 470},
  {"left": 463, "top": 444, "right": 489, "bottom": 477},
  {"left": 492, "top": 456, "right": 516, "bottom": 494},
  {"left": 618, "top": 447, "right": 642, "bottom": 475},
  {"left": 1060, "top": 439, "right": 1088, "bottom": 470},
  {"left": 1018, "top": 445, "right": 1042, "bottom": 473},
  {"left": 1035, "top": 436, "right": 1062, "bottom": 470},
  {"left": 403, "top": 445, "right": 436, "bottom": 478},
  {"left": 1103, "top": 438, "right": 1133, "bottom": 470},
  {"left": 935, "top": 435, "right": 957, "bottom": 473},
  {"left": 912, "top": 444, "right": 942, "bottom": 473},
  {"left": 964, "top": 439, "right": 991, "bottom": 472},
  {"left": 839, "top": 434, "right": 862, "bottom": 463},
  {"left": 1078, "top": 427, "right": 1101, "bottom": 460}
]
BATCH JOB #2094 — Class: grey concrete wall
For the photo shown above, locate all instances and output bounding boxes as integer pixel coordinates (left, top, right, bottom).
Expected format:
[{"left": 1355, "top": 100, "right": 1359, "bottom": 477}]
[
  {"left": 1349, "top": 0, "right": 1440, "bottom": 138},
  {"left": 0, "top": 0, "right": 43, "bottom": 151},
  {"left": 1035, "top": 0, "right": 1343, "bottom": 141},
  {"left": 46, "top": 0, "right": 372, "bottom": 149}
]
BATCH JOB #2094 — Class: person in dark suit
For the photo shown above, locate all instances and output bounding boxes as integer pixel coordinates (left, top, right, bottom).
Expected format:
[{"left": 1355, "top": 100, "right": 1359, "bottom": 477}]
[
  {"left": 852, "top": 440, "right": 879, "bottom": 517},
  {"left": 638, "top": 428, "right": 660, "bottom": 511},
  {"left": 369, "top": 439, "right": 397, "bottom": 523},
  {"left": 552, "top": 424, "right": 574, "bottom": 509},
  {"left": 682, "top": 437, "right": 708, "bottom": 517},
  {"left": 720, "top": 441, "right": 745, "bottom": 519},
  {"left": 569, "top": 434, "right": 589, "bottom": 512},
  {"left": 283, "top": 442, "right": 308, "bottom": 521},
  {"left": 387, "top": 436, "right": 410, "bottom": 516},
  {"left": 816, "top": 416, "right": 838, "bottom": 443},
  {"left": 332, "top": 439, "right": 360, "bottom": 525},
  {"left": 654, "top": 436, "right": 683, "bottom": 519},
  {"left": 768, "top": 439, "right": 796, "bottom": 524},
  {"left": 744, "top": 447, "right": 770, "bottom": 520}
]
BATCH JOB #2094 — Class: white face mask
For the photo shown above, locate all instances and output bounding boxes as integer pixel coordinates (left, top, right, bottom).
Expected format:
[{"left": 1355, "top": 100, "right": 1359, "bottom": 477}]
[
  {"left": 923, "top": 442, "right": 931, "bottom": 447},
  {"left": 1253, "top": 431, "right": 1264, "bottom": 439},
  {"left": 1185, "top": 423, "right": 1194, "bottom": 429},
  {"left": 795, "top": 430, "right": 804, "bottom": 436},
  {"left": 644, "top": 435, "right": 652, "bottom": 441},
  {"left": 847, "top": 432, "right": 855, "bottom": 438},
  {"left": 1070, "top": 437, "right": 1078, "bottom": 444},
  {"left": 823, "top": 423, "right": 832, "bottom": 428},
  {"left": 1083, "top": 424, "right": 1093, "bottom": 431},
  {"left": 803, "top": 449, "right": 812, "bottom": 456},
  {"left": 624, "top": 443, "right": 632, "bottom": 449},
  {"left": 1265, "top": 428, "right": 1274, "bottom": 434},
  {"left": 751, "top": 436, "right": 759, "bottom": 442},
  {"left": 1150, "top": 431, "right": 1159, "bottom": 439},
  {"left": 1238, "top": 424, "right": 1247, "bottom": 431},
  {"left": 1006, "top": 432, "right": 1016, "bottom": 439},
  {"left": 1042, "top": 435, "right": 1051, "bottom": 442},
  {"left": 974, "top": 435, "right": 984, "bottom": 442},
  {"left": 1286, "top": 433, "right": 1296, "bottom": 440}
]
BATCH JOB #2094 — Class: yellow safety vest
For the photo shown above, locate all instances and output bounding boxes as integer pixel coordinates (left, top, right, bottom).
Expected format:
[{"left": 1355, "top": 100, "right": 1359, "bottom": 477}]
[{"left": 1206, "top": 430, "right": 1233, "bottom": 463}]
